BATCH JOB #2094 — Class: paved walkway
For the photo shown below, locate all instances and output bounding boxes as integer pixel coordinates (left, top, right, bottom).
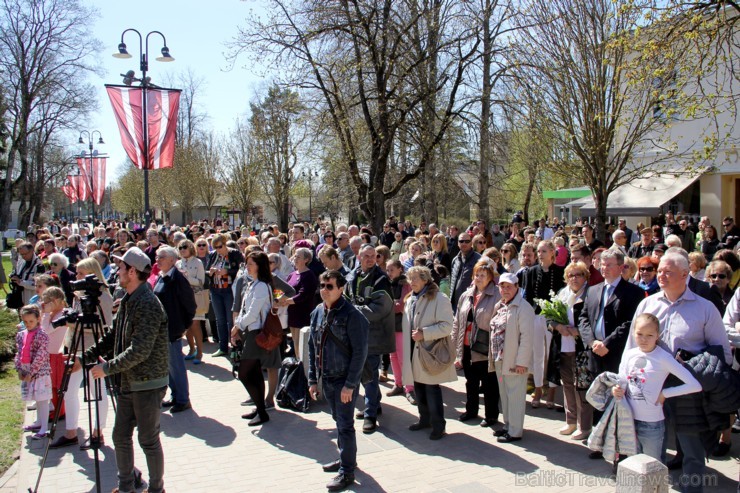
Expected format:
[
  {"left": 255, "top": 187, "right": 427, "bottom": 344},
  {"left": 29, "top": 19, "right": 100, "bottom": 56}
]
[{"left": 3, "top": 341, "right": 738, "bottom": 493}]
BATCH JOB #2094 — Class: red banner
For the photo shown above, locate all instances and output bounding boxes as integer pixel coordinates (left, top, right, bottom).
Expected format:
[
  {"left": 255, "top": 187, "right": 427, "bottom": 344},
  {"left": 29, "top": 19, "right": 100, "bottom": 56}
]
[
  {"left": 76, "top": 157, "right": 106, "bottom": 205},
  {"left": 62, "top": 180, "right": 78, "bottom": 203},
  {"left": 106, "top": 85, "right": 181, "bottom": 170},
  {"left": 69, "top": 175, "right": 90, "bottom": 202}
]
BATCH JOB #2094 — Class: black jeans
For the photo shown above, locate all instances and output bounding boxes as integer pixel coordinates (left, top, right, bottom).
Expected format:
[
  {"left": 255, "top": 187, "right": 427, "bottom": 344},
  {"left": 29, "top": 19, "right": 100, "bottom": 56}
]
[
  {"left": 414, "top": 381, "right": 445, "bottom": 433},
  {"left": 462, "top": 345, "right": 499, "bottom": 422},
  {"left": 113, "top": 386, "right": 167, "bottom": 493}
]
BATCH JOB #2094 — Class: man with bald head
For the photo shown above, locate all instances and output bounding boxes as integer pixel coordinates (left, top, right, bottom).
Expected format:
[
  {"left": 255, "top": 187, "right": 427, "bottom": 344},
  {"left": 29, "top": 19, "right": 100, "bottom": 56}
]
[{"left": 626, "top": 251, "right": 730, "bottom": 491}]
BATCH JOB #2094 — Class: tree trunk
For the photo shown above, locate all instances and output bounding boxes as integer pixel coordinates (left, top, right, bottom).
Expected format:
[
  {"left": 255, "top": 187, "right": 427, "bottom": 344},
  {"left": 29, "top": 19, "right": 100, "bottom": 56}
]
[
  {"left": 523, "top": 177, "right": 535, "bottom": 226},
  {"left": 478, "top": 0, "right": 493, "bottom": 225},
  {"left": 594, "top": 191, "right": 608, "bottom": 244}
]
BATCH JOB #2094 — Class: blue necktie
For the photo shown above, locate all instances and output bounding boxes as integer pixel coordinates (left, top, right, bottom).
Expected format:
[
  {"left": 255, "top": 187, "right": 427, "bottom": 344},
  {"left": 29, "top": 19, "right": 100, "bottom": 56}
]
[{"left": 594, "top": 284, "right": 612, "bottom": 341}]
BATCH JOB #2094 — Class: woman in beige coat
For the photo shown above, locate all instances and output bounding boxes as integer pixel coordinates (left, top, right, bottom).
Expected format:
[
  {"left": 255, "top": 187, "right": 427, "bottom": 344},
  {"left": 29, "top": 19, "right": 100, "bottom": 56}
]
[
  {"left": 488, "top": 272, "right": 534, "bottom": 443},
  {"left": 402, "top": 266, "right": 456, "bottom": 440},
  {"left": 452, "top": 259, "right": 501, "bottom": 426}
]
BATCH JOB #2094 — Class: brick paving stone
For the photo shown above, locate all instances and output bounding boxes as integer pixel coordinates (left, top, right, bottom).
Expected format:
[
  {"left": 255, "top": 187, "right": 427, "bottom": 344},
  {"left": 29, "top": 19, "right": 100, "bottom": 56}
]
[{"left": 7, "top": 340, "right": 739, "bottom": 492}]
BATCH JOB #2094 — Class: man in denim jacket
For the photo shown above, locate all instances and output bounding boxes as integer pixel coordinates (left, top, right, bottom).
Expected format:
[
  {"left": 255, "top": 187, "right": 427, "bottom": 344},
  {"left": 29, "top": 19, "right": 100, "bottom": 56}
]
[{"left": 308, "top": 270, "right": 369, "bottom": 492}]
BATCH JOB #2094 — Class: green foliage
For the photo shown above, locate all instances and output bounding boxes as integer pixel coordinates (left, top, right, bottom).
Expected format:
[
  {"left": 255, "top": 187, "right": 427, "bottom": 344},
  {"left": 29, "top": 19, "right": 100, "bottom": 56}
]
[{"left": 0, "top": 308, "right": 17, "bottom": 363}]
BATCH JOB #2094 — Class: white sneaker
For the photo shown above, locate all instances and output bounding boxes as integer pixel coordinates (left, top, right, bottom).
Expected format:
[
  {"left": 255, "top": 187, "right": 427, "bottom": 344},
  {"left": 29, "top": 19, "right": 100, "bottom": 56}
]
[
  {"left": 559, "top": 424, "right": 577, "bottom": 435},
  {"left": 571, "top": 429, "right": 592, "bottom": 440}
]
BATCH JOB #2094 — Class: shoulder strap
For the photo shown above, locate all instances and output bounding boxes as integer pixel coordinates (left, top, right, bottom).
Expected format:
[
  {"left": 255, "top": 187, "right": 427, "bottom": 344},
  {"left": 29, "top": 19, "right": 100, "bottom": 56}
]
[{"left": 322, "top": 311, "right": 349, "bottom": 355}]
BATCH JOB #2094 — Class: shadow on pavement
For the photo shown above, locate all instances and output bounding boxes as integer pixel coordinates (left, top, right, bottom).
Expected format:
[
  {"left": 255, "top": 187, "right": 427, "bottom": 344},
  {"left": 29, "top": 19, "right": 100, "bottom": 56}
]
[
  {"left": 186, "top": 357, "right": 235, "bottom": 383},
  {"left": 160, "top": 411, "right": 237, "bottom": 447}
]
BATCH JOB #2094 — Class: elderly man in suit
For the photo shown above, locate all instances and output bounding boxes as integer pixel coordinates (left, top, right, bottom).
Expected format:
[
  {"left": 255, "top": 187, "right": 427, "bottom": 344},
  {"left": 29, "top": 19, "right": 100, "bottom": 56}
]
[{"left": 578, "top": 249, "right": 643, "bottom": 458}]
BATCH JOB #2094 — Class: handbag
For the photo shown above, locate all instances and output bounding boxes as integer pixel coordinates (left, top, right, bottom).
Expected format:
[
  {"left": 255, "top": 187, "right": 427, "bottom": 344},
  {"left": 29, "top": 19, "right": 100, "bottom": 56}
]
[
  {"left": 6, "top": 284, "right": 23, "bottom": 309},
  {"left": 194, "top": 290, "right": 210, "bottom": 315},
  {"left": 417, "top": 336, "right": 455, "bottom": 376},
  {"left": 470, "top": 319, "right": 490, "bottom": 355},
  {"left": 574, "top": 340, "right": 594, "bottom": 390},
  {"left": 255, "top": 289, "right": 283, "bottom": 351}
]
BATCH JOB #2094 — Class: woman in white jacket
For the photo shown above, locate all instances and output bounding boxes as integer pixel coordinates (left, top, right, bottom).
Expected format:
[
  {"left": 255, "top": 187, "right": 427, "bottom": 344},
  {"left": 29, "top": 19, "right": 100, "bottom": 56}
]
[
  {"left": 488, "top": 273, "right": 534, "bottom": 443},
  {"left": 177, "top": 240, "right": 206, "bottom": 363},
  {"left": 230, "top": 251, "right": 278, "bottom": 426},
  {"left": 402, "top": 266, "right": 456, "bottom": 440}
]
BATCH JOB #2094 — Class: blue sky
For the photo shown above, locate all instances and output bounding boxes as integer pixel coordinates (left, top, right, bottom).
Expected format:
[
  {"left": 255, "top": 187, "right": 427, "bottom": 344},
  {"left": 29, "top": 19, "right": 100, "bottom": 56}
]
[{"left": 80, "top": 0, "right": 267, "bottom": 183}]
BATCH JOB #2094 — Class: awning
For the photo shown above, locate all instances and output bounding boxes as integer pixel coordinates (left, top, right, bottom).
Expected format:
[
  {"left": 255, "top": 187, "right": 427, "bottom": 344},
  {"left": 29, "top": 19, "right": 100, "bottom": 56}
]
[{"left": 578, "top": 172, "right": 701, "bottom": 217}]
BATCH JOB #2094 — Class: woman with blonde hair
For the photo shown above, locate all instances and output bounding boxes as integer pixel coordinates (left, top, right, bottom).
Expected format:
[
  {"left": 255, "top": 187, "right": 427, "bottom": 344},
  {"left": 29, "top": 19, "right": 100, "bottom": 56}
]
[
  {"left": 177, "top": 239, "right": 206, "bottom": 364},
  {"left": 688, "top": 251, "right": 707, "bottom": 281},
  {"left": 49, "top": 257, "right": 112, "bottom": 450},
  {"left": 547, "top": 262, "right": 592, "bottom": 439},
  {"left": 403, "top": 266, "right": 456, "bottom": 440},
  {"left": 430, "top": 233, "right": 451, "bottom": 271}
]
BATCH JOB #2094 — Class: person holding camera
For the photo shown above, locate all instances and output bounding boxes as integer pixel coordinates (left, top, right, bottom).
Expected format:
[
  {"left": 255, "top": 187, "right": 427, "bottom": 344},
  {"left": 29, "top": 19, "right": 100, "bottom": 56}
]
[
  {"left": 308, "top": 270, "right": 369, "bottom": 492},
  {"left": 49, "top": 258, "right": 113, "bottom": 450},
  {"left": 87, "top": 247, "right": 170, "bottom": 493},
  {"left": 10, "top": 242, "right": 45, "bottom": 305}
]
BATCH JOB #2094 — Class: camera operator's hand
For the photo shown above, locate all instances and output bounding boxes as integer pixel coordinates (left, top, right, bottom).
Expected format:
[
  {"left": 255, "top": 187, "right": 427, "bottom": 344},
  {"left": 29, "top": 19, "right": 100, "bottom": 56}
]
[
  {"left": 71, "top": 358, "right": 82, "bottom": 373},
  {"left": 90, "top": 363, "right": 106, "bottom": 379}
]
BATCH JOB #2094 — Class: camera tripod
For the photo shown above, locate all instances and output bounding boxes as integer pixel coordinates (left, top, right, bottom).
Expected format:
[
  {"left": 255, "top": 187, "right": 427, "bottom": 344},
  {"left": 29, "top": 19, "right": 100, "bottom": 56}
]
[{"left": 29, "top": 302, "right": 141, "bottom": 493}]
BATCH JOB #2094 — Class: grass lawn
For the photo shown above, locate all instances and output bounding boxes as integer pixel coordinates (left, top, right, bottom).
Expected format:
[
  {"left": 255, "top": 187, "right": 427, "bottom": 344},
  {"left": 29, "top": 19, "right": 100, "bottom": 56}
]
[
  {"left": 0, "top": 360, "right": 23, "bottom": 477},
  {"left": 0, "top": 253, "right": 23, "bottom": 477}
]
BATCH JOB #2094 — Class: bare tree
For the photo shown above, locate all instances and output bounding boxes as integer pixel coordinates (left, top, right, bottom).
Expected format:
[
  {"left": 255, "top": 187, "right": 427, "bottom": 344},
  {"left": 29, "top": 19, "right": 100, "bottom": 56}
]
[
  {"left": 223, "top": 118, "right": 261, "bottom": 225},
  {"left": 195, "top": 131, "right": 222, "bottom": 220},
  {"left": 249, "top": 86, "right": 304, "bottom": 231},
  {"left": 508, "top": 0, "right": 700, "bottom": 240},
  {"left": 232, "top": 0, "right": 479, "bottom": 232},
  {"left": 0, "top": 0, "right": 99, "bottom": 229}
]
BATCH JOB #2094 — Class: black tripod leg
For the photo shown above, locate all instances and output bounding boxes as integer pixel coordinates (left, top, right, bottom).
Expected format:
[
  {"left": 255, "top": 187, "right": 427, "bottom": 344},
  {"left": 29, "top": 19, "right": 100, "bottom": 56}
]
[{"left": 29, "top": 322, "right": 83, "bottom": 493}]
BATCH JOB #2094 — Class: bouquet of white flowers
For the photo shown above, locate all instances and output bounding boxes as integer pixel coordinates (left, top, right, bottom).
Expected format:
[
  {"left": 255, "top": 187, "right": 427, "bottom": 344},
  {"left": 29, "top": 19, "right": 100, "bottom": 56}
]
[{"left": 534, "top": 290, "right": 569, "bottom": 326}]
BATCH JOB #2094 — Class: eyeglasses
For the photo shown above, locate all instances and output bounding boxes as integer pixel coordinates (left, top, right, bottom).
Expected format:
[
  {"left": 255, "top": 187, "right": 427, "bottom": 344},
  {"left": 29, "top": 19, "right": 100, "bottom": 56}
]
[
  {"left": 269, "top": 260, "right": 276, "bottom": 264},
  {"left": 237, "top": 242, "right": 246, "bottom": 245},
  {"left": 639, "top": 267, "right": 655, "bottom": 272},
  {"left": 477, "top": 241, "right": 486, "bottom": 244},
  {"left": 178, "top": 246, "right": 188, "bottom": 250},
  {"left": 458, "top": 239, "right": 471, "bottom": 244},
  {"left": 567, "top": 273, "right": 584, "bottom": 278},
  {"left": 319, "top": 283, "right": 337, "bottom": 291},
  {"left": 49, "top": 263, "right": 58, "bottom": 267},
  {"left": 723, "top": 223, "right": 732, "bottom": 228},
  {"left": 709, "top": 273, "right": 727, "bottom": 280},
  {"left": 196, "top": 244, "right": 207, "bottom": 248}
]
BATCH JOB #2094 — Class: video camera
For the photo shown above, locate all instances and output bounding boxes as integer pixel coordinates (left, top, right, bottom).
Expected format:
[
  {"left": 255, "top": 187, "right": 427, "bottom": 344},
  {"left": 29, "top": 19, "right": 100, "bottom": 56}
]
[{"left": 67, "top": 274, "right": 106, "bottom": 318}]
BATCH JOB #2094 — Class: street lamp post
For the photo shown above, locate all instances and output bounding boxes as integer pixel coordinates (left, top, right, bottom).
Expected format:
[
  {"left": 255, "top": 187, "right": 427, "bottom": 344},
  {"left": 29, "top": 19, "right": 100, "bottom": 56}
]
[
  {"left": 302, "top": 170, "right": 318, "bottom": 223},
  {"left": 78, "top": 130, "right": 104, "bottom": 224},
  {"left": 113, "top": 28, "right": 174, "bottom": 226}
]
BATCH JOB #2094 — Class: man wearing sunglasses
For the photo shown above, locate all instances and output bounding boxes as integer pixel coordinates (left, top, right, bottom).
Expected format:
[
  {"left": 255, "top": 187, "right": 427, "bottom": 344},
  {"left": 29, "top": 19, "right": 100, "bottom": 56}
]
[
  {"left": 308, "top": 270, "right": 369, "bottom": 492},
  {"left": 449, "top": 232, "right": 480, "bottom": 312},
  {"left": 721, "top": 216, "right": 740, "bottom": 250}
]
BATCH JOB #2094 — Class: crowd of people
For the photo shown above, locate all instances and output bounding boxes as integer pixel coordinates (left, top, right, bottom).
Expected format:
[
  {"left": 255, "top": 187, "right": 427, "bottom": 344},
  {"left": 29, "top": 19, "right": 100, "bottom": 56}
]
[{"left": 8, "top": 211, "right": 740, "bottom": 493}]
